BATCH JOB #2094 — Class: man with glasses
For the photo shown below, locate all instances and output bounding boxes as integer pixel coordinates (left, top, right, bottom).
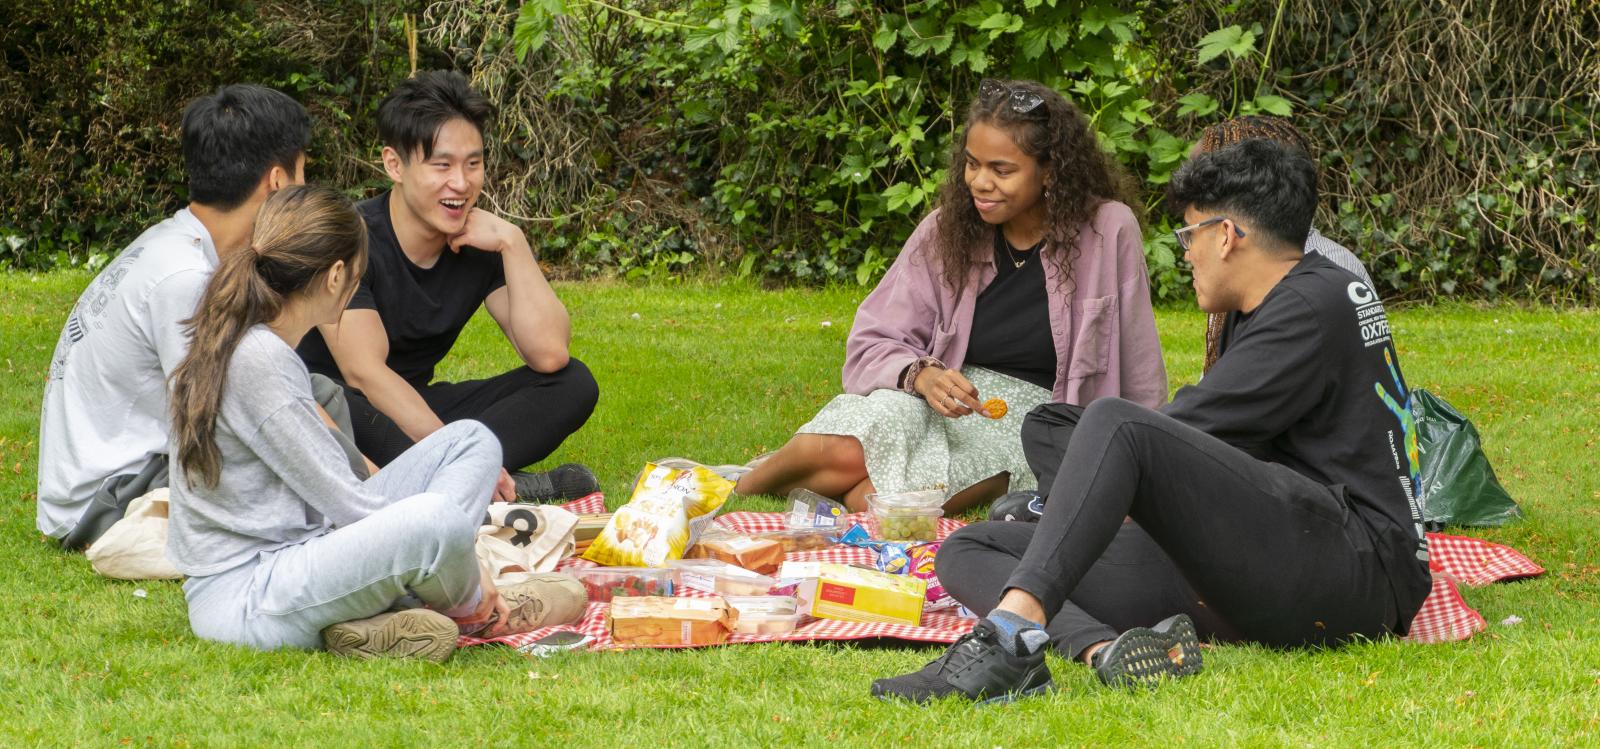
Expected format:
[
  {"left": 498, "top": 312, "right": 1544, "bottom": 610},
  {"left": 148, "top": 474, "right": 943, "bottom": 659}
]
[{"left": 872, "top": 139, "right": 1431, "bottom": 704}]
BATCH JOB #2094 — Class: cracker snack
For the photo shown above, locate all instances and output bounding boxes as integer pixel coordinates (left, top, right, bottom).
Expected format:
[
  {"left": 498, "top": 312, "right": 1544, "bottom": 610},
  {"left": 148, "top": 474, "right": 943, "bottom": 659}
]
[
  {"left": 779, "top": 561, "right": 927, "bottom": 627},
  {"left": 981, "top": 397, "right": 1008, "bottom": 419}
]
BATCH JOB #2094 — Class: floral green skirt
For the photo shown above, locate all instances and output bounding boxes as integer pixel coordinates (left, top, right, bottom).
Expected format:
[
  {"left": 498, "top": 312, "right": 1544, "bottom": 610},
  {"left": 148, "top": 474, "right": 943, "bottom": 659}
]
[{"left": 797, "top": 366, "right": 1051, "bottom": 498}]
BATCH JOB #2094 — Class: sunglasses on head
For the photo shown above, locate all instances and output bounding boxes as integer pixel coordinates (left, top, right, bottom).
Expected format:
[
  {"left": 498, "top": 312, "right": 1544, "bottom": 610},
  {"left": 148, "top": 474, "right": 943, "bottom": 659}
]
[{"left": 978, "top": 79, "right": 1045, "bottom": 115}]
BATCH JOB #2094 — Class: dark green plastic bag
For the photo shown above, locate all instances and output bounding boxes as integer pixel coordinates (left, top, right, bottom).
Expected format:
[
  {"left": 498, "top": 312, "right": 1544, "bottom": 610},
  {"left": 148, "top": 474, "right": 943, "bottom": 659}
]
[{"left": 1409, "top": 388, "right": 1523, "bottom": 529}]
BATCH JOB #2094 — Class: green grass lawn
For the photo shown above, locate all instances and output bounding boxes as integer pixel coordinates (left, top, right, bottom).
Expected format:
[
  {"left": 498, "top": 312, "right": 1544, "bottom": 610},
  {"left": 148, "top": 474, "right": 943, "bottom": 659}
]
[{"left": 2, "top": 271, "right": 1597, "bottom": 746}]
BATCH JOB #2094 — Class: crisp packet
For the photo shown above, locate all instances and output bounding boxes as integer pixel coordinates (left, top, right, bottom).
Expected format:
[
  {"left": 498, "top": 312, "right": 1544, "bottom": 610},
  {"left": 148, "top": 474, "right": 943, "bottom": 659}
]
[
  {"left": 837, "top": 524, "right": 914, "bottom": 574},
  {"left": 906, "top": 542, "right": 955, "bottom": 609},
  {"left": 582, "top": 462, "right": 731, "bottom": 567}
]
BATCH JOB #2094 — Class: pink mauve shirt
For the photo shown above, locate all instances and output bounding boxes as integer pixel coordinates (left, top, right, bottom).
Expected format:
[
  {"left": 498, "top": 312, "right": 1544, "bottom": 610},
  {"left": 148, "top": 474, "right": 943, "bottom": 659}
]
[{"left": 842, "top": 202, "right": 1168, "bottom": 409}]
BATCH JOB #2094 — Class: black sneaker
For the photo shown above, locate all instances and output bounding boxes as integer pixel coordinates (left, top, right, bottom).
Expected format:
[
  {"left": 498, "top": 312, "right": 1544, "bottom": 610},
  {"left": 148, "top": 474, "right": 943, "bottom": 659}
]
[
  {"left": 987, "top": 491, "right": 1045, "bottom": 523},
  {"left": 511, "top": 463, "right": 600, "bottom": 503},
  {"left": 1092, "top": 614, "right": 1203, "bottom": 689},
  {"left": 870, "top": 620, "right": 1054, "bottom": 705}
]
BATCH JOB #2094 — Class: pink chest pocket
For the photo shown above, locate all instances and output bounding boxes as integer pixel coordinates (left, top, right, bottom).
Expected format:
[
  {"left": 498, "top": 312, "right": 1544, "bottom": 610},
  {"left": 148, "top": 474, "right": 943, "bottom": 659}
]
[{"left": 1067, "top": 295, "right": 1117, "bottom": 378}]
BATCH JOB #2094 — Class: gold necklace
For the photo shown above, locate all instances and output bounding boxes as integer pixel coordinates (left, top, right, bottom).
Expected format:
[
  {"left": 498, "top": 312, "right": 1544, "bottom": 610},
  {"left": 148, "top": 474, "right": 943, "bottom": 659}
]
[{"left": 1003, "top": 235, "right": 1041, "bottom": 268}]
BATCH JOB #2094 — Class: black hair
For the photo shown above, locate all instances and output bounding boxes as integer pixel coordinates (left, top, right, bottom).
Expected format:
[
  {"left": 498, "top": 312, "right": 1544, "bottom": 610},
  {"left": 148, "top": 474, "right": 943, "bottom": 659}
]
[
  {"left": 376, "top": 70, "right": 493, "bottom": 162},
  {"left": 181, "top": 85, "right": 311, "bottom": 211},
  {"left": 1166, "top": 139, "right": 1317, "bottom": 253}
]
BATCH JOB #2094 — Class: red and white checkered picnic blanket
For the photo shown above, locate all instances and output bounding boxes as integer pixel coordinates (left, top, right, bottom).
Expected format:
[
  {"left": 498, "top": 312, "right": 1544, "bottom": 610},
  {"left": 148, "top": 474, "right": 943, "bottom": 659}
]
[
  {"left": 1401, "top": 532, "right": 1545, "bottom": 644},
  {"left": 460, "top": 494, "right": 1542, "bottom": 650},
  {"left": 460, "top": 495, "right": 974, "bottom": 650}
]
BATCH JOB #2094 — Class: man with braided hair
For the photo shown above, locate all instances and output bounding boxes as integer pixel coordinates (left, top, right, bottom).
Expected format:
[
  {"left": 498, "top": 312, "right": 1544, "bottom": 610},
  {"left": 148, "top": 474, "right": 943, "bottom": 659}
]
[
  {"left": 987, "top": 115, "right": 1379, "bottom": 523},
  {"left": 1195, "top": 115, "right": 1375, "bottom": 372}
]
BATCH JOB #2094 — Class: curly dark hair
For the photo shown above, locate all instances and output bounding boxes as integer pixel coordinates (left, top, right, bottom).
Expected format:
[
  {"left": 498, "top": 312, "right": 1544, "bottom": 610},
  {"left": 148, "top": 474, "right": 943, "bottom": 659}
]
[
  {"left": 933, "top": 79, "right": 1141, "bottom": 294},
  {"left": 1194, "top": 115, "right": 1312, "bottom": 156}
]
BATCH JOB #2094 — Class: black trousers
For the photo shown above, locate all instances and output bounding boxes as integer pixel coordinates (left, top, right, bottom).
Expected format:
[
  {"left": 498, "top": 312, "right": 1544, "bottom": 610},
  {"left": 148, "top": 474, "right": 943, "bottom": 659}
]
[
  {"left": 938, "top": 521, "right": 1242, "bottom": 659},
  {"left": 940, "top": 397, "right": 1406, "bottom": 655},
  {"left": 341, "top": 358, "right": 598, "bottom": 471}
]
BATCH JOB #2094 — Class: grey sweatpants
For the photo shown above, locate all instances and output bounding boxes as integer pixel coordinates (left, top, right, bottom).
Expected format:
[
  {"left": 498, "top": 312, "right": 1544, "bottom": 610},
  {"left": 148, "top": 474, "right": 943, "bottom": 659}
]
[{"left": 182, "top": 421, "right": 500, "bottom": 651}]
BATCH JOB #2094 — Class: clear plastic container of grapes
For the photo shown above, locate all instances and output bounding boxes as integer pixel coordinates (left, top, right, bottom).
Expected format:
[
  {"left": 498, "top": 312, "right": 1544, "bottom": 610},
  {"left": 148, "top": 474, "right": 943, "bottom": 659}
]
[{"left": 865, "top": 490, "right": 945, "bottom": 542}]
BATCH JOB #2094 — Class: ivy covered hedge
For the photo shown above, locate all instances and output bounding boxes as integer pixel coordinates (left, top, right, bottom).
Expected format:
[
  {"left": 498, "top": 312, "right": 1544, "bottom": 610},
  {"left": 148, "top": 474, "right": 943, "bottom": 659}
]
[{"left": 3, "top": 0, "right": 1596, "bottom": 302}]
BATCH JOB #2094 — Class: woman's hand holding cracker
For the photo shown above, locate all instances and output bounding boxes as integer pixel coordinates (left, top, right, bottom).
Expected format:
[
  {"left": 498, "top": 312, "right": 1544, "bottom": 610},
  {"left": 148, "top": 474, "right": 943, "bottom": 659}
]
[{"left": 914, "top": 365, "right": 985, "bottom": 418}]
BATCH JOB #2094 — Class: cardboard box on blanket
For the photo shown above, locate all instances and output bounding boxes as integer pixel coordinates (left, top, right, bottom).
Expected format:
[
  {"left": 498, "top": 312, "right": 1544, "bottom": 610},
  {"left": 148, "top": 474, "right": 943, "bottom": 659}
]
[{"left": 780, "top": 561, "right": 927, "bottom": 628}]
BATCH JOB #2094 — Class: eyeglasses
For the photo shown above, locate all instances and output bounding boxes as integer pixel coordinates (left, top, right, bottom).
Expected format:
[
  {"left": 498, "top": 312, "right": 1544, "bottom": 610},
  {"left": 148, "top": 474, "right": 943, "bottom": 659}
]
[
  {"left": 978, "top": 79, "right": 1045, "bottom": 114},
  {"left": 1173, "top": 216, "right": 1246, "bottom": 251}
]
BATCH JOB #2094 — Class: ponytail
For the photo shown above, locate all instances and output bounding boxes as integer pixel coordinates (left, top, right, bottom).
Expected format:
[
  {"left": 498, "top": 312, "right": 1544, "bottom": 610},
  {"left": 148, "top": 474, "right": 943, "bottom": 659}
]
[{"left": 169, "top": 185, "right": 367, "bottom": 488}]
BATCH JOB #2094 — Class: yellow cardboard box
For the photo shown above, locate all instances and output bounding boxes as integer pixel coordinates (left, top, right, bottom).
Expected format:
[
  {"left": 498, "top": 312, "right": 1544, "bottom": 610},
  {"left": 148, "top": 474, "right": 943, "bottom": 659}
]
[{"left": 780, "top": 562, "right": 926, "bottom": 627}]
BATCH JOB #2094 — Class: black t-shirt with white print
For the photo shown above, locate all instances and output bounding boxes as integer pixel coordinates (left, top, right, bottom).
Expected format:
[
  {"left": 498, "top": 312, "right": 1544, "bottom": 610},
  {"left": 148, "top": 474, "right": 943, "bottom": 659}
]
[
  {"left": 1162, "top": 253, "right": 1432, "bottom": 617},
  {"left": 298, "top": 191, "right": 506, "bottom": 387}
]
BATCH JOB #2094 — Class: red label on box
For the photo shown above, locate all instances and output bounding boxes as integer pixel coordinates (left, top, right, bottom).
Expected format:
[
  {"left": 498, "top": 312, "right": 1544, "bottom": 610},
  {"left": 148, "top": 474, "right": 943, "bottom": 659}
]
[{"left": 818, "top": 582, "right": 856, "bottom": 606}]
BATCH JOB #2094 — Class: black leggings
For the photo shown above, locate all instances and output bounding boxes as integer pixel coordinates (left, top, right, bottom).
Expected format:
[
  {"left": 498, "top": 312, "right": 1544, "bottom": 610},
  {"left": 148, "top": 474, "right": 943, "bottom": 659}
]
[
  {"left": 941, "top": 397, "right": 1408, "bottom": 653},
  {"left": 341, "top": 358, "right": 598, "bottom": 471}
]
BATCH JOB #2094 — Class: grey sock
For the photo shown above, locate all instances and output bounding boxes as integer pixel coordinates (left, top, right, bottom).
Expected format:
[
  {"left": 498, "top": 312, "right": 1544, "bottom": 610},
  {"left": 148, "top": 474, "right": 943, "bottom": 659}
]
[{"left": 987, "top": 610, "right": 1049, "bottom": 656}]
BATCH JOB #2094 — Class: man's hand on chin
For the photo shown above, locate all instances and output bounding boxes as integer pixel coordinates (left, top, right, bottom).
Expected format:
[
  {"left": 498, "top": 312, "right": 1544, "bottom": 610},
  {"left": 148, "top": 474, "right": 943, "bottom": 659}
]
[{"left": 447, "top": 209, "right": 524, "bottom": 255}]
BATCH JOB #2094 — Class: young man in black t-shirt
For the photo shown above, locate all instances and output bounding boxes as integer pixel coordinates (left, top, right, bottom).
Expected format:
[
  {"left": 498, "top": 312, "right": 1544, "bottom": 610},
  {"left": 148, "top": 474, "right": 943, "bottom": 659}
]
[
  {"left": 298, "top": 71, "right": 599, "bottom": 502},
  {"left": 872, "top": 139, "right": 1432, "bottom": 704}
]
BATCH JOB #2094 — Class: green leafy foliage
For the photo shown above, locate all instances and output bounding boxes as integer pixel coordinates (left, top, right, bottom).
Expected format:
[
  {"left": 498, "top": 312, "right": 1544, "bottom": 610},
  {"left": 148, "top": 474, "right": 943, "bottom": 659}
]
[
  {"left": 2, "top": 0, "right": 1594, "bottom": 302},
  {"left": 1, "top": 0, "right": 417, "bottom": 271},
  {"left": 1156, "top": 0, "right": 1597, "bottom": 302},
  {"left": 1196, "top": 25, "right": 1256, "bottom": 64},
  {"left": 506, "top": 0, "right": 1197, "bottom": 295}
]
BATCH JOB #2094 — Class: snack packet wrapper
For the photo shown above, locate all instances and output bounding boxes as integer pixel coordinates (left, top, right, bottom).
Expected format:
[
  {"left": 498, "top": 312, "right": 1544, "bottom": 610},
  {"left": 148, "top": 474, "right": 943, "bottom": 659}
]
[
  {"left": 582, "top": 463, "right": 732, "bottom": 567},
  {"left": 906, "top": 542, "right": 955, "bottom": 609}
]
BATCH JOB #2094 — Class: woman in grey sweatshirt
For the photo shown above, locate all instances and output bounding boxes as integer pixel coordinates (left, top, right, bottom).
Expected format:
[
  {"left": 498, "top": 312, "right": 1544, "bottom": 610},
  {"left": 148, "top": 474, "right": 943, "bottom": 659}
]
[{"left": 164, "top": 185, "right": 581, "bottom": 662}]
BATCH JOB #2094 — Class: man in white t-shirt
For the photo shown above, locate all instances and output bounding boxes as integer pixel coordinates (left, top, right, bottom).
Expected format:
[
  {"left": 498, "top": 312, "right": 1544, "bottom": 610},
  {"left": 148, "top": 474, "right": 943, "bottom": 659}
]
[{"left": 38, "top": 85, "right": 315, "bottom": 548}]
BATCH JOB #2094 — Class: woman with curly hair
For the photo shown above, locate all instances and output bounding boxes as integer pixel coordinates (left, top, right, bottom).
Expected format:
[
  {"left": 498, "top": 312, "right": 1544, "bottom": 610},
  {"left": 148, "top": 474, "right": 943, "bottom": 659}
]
[{"left": 733, "top": 79, "right": 1167, "bottom": 513}]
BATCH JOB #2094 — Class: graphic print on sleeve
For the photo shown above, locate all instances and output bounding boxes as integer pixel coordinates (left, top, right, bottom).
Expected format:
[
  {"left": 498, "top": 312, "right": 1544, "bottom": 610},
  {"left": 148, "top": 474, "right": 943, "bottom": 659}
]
[
  {"left": 47, "top": 247, "right": 147, "bottom": 383},
  {"left": 1373, "top": 347, "right": 1429, "bottom": 563}
]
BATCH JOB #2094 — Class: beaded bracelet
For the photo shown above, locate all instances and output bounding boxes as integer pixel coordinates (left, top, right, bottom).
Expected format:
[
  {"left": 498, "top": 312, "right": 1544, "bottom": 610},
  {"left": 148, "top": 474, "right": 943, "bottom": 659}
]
[{"left": 900, "top": 355, "right": 946, "bottom": 398}]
